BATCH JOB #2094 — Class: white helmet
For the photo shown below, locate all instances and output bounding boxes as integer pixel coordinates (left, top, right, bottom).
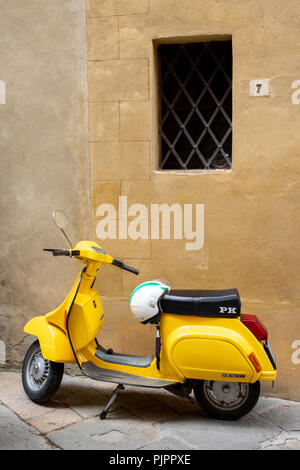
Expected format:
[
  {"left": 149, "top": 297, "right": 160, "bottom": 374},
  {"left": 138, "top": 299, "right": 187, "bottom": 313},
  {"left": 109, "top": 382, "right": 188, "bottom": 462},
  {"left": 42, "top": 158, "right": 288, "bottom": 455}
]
[{"left": 129, "top": 280, "right": 170, "bottom": 324}]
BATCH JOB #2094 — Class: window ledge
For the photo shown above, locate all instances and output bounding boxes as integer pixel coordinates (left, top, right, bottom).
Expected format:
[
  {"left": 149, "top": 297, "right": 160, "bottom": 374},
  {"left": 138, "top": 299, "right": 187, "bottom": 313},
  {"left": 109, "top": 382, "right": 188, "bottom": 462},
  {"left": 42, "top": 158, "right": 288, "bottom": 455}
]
[{"left": 154, "top": 169, "right": 232, "bottom": 176}]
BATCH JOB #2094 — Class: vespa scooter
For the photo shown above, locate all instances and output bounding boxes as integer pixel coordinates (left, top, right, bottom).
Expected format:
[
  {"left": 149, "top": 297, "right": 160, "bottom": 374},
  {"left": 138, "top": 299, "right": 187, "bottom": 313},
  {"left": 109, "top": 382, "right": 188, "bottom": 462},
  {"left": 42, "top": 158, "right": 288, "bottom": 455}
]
[{"left": 22, "top": 210, "right": 277, "bottom": 420}]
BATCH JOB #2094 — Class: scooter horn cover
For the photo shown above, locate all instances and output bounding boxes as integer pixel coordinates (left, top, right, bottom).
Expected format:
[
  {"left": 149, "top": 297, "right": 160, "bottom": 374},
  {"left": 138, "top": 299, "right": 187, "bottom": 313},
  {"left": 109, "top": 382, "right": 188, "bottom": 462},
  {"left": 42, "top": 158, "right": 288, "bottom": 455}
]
[{"left": 129, "top": 281, "right": 171, "bottom": 324}]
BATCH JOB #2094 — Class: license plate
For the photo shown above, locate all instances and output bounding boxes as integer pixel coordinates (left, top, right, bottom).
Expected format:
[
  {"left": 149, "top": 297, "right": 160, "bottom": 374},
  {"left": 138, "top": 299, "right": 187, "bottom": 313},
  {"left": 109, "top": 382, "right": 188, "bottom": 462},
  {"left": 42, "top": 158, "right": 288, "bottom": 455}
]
[{"left": 264, "top": 340, "right": 277, "bottom": 369}]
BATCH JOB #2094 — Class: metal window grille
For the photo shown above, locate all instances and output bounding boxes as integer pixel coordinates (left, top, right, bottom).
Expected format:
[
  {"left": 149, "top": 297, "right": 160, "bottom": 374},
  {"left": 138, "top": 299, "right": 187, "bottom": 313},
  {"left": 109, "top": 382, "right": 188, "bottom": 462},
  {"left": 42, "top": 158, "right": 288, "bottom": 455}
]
[{"left": 158, "top": 41, "right": 232, "bottom": 170}]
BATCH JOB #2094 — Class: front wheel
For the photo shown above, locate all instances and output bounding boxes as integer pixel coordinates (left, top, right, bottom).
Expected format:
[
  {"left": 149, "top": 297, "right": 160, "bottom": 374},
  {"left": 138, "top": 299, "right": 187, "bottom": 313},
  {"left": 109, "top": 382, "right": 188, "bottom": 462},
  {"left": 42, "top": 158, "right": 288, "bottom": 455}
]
[
  {"left": 22, "top": 339, "right": 64, "bottom": 403},
  {"left": 193, "top": 380, "right": 260, "bottom": 420}
]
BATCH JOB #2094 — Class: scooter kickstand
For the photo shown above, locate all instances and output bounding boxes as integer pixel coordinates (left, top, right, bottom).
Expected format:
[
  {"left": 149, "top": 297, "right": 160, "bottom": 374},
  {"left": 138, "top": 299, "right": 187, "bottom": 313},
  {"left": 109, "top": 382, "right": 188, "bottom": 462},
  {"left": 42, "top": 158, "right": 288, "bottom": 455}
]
[{"left": 100, "top": 384, "right": 124, "bottom": 420}]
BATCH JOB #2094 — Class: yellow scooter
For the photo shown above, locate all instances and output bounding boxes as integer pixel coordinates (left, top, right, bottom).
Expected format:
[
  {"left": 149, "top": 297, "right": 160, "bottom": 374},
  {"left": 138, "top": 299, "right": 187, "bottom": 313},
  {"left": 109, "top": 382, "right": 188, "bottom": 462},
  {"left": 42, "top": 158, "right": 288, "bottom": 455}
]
[{"left": 22, "top": 210, "right": 277, "bottom": 420}]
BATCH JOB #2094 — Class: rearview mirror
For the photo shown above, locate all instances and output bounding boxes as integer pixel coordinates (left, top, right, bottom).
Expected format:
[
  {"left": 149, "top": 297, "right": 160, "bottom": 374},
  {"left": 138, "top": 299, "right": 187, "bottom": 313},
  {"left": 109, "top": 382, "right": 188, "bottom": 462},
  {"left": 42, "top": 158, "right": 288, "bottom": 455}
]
[
  {"left": 52, "top": 209, "right": 69, "bottom": 229},
  {"left": 52, "top": 209, "right": 73, "bottom": 247}
]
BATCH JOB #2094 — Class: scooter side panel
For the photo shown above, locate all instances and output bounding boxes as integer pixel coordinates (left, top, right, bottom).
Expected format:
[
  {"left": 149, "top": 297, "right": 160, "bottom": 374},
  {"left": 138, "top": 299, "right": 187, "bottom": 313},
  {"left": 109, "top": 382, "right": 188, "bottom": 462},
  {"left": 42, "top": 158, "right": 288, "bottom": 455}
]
[
  {"left": 24, "top": 316, "right": 75, "bottom": 363},
  {"left": 160, "top": 313, "right": 275, "bottom": 383},
  {"left": 68, "top": 292, "right": 104, "bottom": 351},
  {"left": 172, "top": 338, "right": 253, "bottom": 382}
]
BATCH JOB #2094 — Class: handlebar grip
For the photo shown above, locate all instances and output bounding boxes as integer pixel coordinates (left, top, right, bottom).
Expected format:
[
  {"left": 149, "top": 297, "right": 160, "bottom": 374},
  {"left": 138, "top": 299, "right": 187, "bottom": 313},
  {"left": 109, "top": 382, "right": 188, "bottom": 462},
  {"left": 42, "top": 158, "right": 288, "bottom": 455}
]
[
  {"left": 52, "top": 249, "right": 71, "bottom": 256},
  {"left": 43, "top": 248, "right": 70, "bottom": 256},
  {"left": 112, "top": 259, "right": 139, "bottom": 275}
]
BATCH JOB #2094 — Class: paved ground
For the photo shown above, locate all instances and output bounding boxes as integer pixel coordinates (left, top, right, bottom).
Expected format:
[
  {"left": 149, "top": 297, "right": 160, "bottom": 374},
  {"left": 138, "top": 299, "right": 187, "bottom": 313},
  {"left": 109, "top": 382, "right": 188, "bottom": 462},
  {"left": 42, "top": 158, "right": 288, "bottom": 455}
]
[{"left": 0, "top": 370, "right": 300, "bottom": 451}]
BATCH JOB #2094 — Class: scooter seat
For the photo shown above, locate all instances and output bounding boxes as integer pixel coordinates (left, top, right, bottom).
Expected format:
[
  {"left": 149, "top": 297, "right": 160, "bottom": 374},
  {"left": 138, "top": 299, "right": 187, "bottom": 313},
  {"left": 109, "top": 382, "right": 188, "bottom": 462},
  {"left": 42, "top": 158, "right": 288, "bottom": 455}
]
[{"left": 160, "top": 289, "right": 241, "bottom": 318}]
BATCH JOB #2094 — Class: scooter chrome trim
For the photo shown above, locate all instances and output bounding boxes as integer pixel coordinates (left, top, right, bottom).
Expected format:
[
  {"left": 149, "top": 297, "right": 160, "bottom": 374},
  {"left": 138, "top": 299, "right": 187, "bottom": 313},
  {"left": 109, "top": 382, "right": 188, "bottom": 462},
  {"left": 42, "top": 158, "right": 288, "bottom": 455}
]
[
  {"left": 81, "top": 361, "right": 178, "bottom": 388},
  {"left": 203, "top": 380, "right": 250, "bottom": 411},
  {"left": 26, "top": 349, "right": 50, "bottom": 392}
]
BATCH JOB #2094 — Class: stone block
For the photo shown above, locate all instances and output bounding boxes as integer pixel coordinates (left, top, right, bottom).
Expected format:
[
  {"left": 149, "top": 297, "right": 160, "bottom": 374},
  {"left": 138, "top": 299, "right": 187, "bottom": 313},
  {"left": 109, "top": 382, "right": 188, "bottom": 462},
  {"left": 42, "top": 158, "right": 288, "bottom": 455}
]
[
  {"left": 0, "top": 404, "right": 51, "bottom": 450},
  {"left": 92, "top": 223, "right": 152, "bottom": 259},
  {"left": 28, "top": 407, "right": 82, "bottom": 434},
  {"left": 121, "top": 256, "right": 209, "bottom": 298},
  {"left": 47, "top": 415, "right": 159, "bottom": 450},
  {"left": 159, "top": 414, "right": 280, "bottom": 450},
  {"left": 88, "top": 59, "right": 149, "bottom": 102},
  {"left": 93, "top": 261, "right": 123, "bottom": 297},
  {"left": 92, "top": 180, "right": 121, "bottom": 218},
  {"left": 0, "top": 372, "right": 82, "bottom": 434},
  {"left": 89, "top": 102, "right": 119, "bottom": 142},
  {"left": 87, "top": 17, "right": 118, "bottom": 60},
  {"left": 87, "top": 0, "right": 149, "bottom": 17},
  {"left": 120, "top": 101, "right": 151, "bottom": 141},
  {"left": 100, "top": 296, "right": 136, "bottom": 330},
  {"left": 90, "top": 141, "right": 150, "bottom": 180},
  {"left": 119, "top": 14, "right": 152, "bottom": 59},
  {"left": 96, "top": 327, "right": 125, "bottom": 353},
  {"left": 122, "top": 323, "right": 155, "bottom": 356},
  {"left": 139, "top": 436, "right": 192, "bottom": 450}
]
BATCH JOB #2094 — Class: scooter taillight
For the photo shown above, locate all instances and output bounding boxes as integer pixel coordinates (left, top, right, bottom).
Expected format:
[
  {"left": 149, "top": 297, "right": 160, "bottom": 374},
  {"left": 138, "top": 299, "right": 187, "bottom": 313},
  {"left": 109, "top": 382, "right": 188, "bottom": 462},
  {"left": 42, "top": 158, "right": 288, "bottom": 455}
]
[{"left": 241, "top": 314, "right": 268, "bottom": 341}]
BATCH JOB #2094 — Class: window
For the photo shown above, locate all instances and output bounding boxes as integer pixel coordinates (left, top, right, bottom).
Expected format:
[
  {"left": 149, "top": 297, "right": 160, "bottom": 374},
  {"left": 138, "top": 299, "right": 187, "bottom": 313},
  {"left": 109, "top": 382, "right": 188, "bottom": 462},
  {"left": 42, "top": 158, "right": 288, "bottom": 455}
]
[{"left": 157, "top": 41, "right": 232, "bottom": 170}]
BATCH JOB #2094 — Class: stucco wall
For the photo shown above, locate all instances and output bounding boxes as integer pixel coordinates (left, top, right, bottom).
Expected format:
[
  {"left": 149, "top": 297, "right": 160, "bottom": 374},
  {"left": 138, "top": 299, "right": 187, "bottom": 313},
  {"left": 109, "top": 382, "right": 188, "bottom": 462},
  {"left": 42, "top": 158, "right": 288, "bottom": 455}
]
[
  {"left": 0, "top": 1, "right": 90, "bottom": 364},
  {"left": 86, "top": 0, "right": 300, "bottom": 400}
]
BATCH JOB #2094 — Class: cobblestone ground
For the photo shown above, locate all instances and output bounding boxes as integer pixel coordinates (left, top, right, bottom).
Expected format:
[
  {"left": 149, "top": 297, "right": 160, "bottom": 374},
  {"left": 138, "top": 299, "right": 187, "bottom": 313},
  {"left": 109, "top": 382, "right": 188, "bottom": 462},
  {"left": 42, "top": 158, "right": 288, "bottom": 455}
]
[{"left": 0, "top": 371, "right": 300, "bottom": 450}]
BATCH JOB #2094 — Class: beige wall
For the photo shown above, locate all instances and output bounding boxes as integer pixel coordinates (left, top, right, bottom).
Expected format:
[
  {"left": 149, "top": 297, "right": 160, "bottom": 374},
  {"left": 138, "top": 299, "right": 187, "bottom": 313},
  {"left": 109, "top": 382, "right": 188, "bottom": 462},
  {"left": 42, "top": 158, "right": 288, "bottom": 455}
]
[
  {"left": 86, "top": 0, "right": 300, "bottom": 400},
  {"left": 0, "top": 1, "right": 90, "bottom": 364}
]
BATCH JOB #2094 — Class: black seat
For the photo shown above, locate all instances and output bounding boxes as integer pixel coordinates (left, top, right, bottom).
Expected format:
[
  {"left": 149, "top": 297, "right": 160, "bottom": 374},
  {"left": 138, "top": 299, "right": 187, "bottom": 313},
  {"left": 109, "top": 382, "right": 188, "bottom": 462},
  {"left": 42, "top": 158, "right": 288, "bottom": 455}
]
[{"left": 160, "top": 289, "right": 241, "bottom": 318}]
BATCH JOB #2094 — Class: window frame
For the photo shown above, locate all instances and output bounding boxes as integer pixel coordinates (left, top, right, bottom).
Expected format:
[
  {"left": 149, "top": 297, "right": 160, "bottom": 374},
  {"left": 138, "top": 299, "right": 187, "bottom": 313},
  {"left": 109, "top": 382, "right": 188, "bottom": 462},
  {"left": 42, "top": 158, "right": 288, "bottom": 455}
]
[{"left": 156, "top": 39, "right": 233, "bottom": 173}]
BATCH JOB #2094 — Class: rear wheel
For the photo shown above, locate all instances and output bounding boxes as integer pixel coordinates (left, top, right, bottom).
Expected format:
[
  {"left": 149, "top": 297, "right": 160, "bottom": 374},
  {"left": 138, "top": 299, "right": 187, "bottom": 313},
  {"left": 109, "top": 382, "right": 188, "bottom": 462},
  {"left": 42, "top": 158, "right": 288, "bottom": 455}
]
[
  {"left": 194, "top": 380, "right": 260, "bottom": 420},
  {"left": 22, "top": 339, "right": 64, "bottom": 403}
]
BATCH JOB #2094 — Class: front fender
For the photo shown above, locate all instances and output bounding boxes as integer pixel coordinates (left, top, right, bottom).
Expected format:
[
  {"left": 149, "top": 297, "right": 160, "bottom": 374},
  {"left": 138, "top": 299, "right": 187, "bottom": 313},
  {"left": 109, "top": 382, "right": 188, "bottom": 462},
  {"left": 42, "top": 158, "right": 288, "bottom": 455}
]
[{"left": 24, "top": 316, "right": 75, "bottom": 363}]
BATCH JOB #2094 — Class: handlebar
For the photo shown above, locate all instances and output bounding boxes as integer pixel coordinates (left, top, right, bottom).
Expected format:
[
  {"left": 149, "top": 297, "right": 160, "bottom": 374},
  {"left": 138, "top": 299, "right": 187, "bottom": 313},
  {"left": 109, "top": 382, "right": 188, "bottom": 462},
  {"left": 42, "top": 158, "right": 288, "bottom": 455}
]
[
  {"left": 111, "top": 259, "right": 139, "bottom": 275},
  {"left": 43, "top": 249, "right": 139, "bottom": 275},
  {"left": 43, "top": 249, "right": 80, "bottom": 257}
]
